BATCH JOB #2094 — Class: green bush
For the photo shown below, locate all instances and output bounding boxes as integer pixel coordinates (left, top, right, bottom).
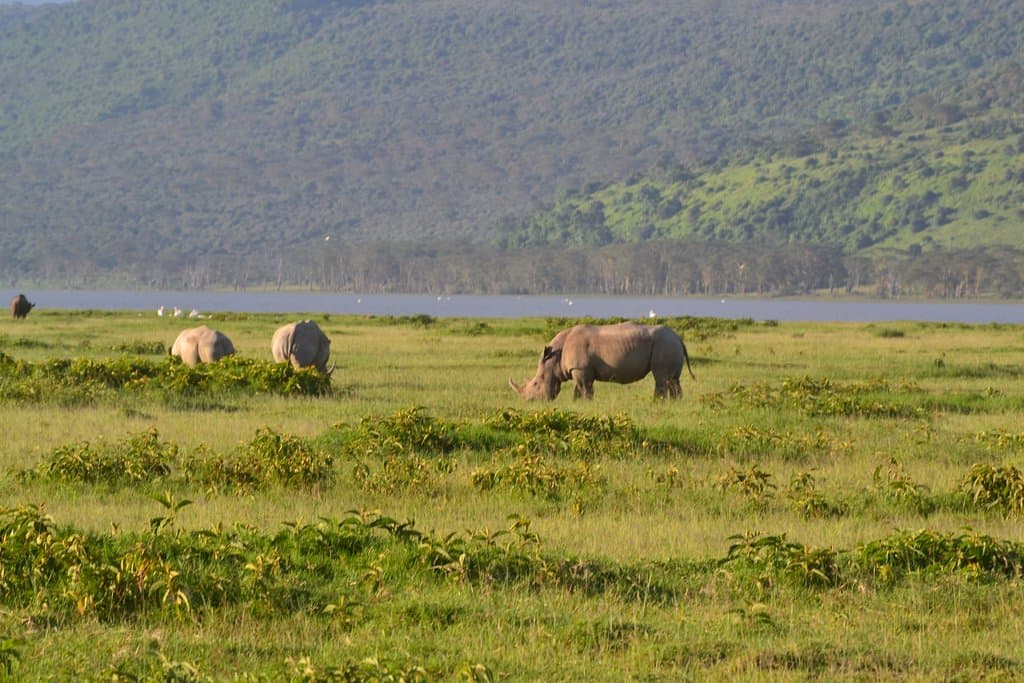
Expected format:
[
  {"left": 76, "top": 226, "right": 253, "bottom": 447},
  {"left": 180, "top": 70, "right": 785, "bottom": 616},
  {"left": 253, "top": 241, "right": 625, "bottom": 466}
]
[
  {"left": 37, "top": 428, "right": 177, "bottom": 485},
  {"left": 721, "top": 532, "right": 841, "bottom": 590},
  {"left": 471, "top": 449, "right": 605, "bottom": 499},
  {"left": 353, "top": 453, "right": 439, "bottom": 495},
  {"left": 0, "top": 356, "right": 331, "bottom": 405},
  {"left": 720, "top": 376, "right": 928, "bottom": 419},
  {"left": 858, "top": 529, "right": 1024, "bottom": 582},
  {"left": 185, "top": 428, "right": 335, "bottom": 490},
  {"left": 714, "top": 463, "right": 776, "bottom": 506},
  {"left": 961, "top": 463, "right": 1024, "bottom": 516}
]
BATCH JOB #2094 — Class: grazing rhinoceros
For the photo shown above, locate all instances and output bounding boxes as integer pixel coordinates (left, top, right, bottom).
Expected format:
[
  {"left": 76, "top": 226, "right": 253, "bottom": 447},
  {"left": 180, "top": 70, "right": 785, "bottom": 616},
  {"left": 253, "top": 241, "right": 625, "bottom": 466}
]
[
  {"left": 10, "top": 293, "right": 34, "bottom": 319},
  {"left": 170, "top": 325, "right": 236, "bottom": 367},
  {"left": 271, "top": 320, "right": 333, "bottom": 375},
  {"left": 509, "top": 322, "right": 694, "bottom": 400}
]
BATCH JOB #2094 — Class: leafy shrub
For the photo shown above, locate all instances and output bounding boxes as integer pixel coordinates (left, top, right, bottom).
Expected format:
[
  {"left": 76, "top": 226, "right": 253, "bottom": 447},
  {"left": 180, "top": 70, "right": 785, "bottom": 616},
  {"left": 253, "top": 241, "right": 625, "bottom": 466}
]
[
  {"left": 858, "top": 529, "right": 1024, "bottom": 582},
  {"left": 785, "top": 471, "right": 848, "bottom": 519},
  {"left": 471, "top": 448, "right": 604, "bottom": 499},
  {"left": 971, "top": 429, "right": 1024, "bottom": 452},
  {"left": 0, "top": 504, "right": 413, "bottom": 624},
  {"left": 720, "top": 376, "right": 927, "bottom": 419},
  {"left": 37, "top": 428, "right": 177, "bottom": 485},
  {"left": 961, "top": 463, "right": 1024, "bottom": 516},
  {"left": 286, "top": 656, "right": 443, "bottom": 682},
  {"left": 873, "top": 457, "right": 934, "bottom": 514},
  {"left": 486, "top": 409, "right": 638, "bottom": 441},
  {"left": 111, "top": 340, "right": 167, "bottom": 354},
  {"left": 164, "top": 356, "right": 331, "bottom": 396},
  {"left": 185, "top": 428, "right": 334, "bottom": 490},
  {"left": 0, "top": 356, "right": 330, "bottom": 405},
  {"left": 719, "top": 424, "right": 853, "bottom": 461},
  {"left": 353, "top": 453, "right": 439, "bottom": 495},
  {"left": 340, "top": 407, "right": 462, "bottom": 459},
  {"left": 416, "top": 515, "right": 542, "bottom": 585},
  {"left": 721, "top": 532, "right": 841, "bottom": 590},
  {"left": 714, "top": 463, "right": 776, "bottom": 506},
  {"left": 485, "top": 409, "right": 644, "bottom": 459}
]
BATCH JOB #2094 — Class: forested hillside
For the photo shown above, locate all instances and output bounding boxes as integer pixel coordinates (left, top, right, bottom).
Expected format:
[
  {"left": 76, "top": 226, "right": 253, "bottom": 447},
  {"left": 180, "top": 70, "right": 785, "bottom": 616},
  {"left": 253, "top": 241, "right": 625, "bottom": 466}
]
[{"left": 1, "top": 0, "right": 1022, "bottom": 294}]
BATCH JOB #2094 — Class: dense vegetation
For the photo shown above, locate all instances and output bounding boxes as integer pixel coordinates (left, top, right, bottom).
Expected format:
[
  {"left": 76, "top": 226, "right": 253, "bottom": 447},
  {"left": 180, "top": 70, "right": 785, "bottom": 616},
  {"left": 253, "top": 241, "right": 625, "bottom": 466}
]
[
  {"left": 1, "top": 0, "right": 1023, "bottom": 293},
  {"left": 1, "top": 310, "right": 1024, "bottom": 678}
]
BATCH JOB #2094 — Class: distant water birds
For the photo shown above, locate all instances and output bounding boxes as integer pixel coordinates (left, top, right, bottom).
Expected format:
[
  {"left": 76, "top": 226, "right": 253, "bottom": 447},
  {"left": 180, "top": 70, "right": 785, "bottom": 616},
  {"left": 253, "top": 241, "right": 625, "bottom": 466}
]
[{"left": 157, "top": 304, "right": 204, "bottom": 319}]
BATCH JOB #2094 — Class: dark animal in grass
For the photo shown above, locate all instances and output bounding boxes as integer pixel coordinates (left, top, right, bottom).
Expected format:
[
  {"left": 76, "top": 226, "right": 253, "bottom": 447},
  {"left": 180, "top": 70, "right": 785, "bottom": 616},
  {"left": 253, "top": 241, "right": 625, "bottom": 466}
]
[
  {"left": 271, "top": 320, "right": 334, "bottom": 375},
  {"left": 10, "top": 293, "right": 34, "bottom": 319},
  {"left": 509, "top": 322, "right": 694, "bottom": 400},
  {"left": 170, "top": 325, "right": 236, "bottom": 367}
]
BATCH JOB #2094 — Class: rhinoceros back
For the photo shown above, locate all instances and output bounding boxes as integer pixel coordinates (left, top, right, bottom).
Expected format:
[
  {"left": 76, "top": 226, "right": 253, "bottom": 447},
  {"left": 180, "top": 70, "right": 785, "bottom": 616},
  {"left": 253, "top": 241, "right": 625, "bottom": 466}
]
[
  {"left": 559, "top": 323, "right": 655, "bottom": 383},
  {"left": 173, "top": 325, "right": 234, "bottom": 366},
  {"left": 273, "top": 320, "right": 329, "bottom": 371}
]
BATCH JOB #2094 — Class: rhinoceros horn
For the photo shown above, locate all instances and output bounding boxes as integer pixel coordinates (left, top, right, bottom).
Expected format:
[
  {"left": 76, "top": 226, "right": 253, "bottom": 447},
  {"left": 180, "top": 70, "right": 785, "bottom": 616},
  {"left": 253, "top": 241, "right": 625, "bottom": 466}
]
[
  {"left": 508, "top": 378, "right": 523, "bottom": 395},
  {"left": 327, "top": 360, "right": 337, "bottom": 377}
]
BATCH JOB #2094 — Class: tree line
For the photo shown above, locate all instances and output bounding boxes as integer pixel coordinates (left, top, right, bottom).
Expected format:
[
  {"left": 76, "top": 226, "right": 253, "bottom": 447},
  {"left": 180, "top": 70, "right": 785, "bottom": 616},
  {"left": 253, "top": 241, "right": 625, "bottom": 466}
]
[{"left": 268, "top": 240, "right": 1022, "bottom": 300}]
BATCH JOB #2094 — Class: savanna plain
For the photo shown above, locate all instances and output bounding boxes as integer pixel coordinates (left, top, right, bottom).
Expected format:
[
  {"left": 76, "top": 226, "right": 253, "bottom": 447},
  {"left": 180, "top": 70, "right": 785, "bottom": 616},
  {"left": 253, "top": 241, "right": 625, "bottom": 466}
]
[{"left": 2, "top": 309, "right": 1024, "bottom": 681}]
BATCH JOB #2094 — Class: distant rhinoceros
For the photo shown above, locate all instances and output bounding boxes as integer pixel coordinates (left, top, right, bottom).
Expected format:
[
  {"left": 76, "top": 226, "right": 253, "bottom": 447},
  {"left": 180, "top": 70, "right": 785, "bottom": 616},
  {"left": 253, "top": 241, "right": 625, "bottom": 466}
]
[
  {"left": 509, "top": 322, "right": 694, "bottom": 400},
  {"left": 271, "top": 320, "right": 333, "bottom": 375},
  {"left": 10, "top": 293, "right": 34, "bottom": 319},
  {"left": 170, "top": 325, "right": 236, "bottom": 367}
]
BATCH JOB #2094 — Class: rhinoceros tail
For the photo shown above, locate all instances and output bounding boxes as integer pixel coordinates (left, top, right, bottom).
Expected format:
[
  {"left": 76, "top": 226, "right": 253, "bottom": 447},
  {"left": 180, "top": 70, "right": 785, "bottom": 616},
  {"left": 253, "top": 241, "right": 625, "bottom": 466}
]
[{"left": 681, "top": 339, "right": 695, "bottom": 380}]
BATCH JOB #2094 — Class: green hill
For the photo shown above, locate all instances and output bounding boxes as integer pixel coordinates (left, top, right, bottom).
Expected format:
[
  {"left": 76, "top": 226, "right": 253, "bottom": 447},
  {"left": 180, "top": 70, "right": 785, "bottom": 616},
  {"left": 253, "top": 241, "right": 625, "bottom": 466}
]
[
  {"left": 1, "top": 0, "right": 1023, "bottom": 291},
  {"left": 503, "top": 116, "right": 1024, "bottom": 254}
]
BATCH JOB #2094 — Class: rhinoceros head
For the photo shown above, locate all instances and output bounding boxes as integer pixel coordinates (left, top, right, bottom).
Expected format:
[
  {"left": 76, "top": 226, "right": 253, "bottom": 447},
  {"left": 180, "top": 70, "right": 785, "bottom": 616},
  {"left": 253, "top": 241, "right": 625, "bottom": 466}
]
[{"left": 509, "top": 346, "right": 562, "bottom": 401}]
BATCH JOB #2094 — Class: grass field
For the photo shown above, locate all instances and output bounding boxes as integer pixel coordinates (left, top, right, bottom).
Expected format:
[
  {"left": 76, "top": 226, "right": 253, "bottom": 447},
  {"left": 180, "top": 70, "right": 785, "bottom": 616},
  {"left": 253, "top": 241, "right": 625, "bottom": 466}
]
[{"left": 1, "top": 309, "right": 1024, "bottom": 680}]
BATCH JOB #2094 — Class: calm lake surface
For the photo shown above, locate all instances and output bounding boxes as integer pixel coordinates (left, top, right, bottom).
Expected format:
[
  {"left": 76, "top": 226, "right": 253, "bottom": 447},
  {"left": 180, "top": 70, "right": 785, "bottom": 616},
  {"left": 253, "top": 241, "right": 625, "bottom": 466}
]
[{"left": 14, "top": 290, "right": 1024, "bottom": 323}]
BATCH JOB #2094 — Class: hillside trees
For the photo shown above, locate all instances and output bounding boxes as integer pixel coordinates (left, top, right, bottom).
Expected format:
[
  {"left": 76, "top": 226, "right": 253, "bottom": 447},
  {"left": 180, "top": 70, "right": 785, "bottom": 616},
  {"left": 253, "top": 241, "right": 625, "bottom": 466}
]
[{"left": 1, "top": 0, "right": 1023, "bottom": 293}]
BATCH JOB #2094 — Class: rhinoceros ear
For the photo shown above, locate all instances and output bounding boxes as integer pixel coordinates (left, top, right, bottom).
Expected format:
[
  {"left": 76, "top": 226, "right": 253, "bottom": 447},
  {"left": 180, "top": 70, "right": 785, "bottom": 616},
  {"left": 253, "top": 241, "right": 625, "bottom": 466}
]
[{"left": 541, "top": 346, "right": 562, "bottom": 364}]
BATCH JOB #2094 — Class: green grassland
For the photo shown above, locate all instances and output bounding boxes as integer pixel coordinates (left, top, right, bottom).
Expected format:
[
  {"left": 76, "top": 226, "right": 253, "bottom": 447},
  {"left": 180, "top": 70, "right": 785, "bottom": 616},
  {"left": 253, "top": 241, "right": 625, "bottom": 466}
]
[{"left": 2, "top": 310, "right": 1024, "bottom": 680}]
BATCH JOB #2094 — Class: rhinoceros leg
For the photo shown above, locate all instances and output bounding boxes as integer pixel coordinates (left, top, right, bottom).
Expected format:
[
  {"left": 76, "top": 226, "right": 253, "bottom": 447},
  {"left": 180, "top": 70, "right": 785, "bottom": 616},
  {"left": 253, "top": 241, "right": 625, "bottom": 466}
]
[
  {"left": 570, "top": 369, "right": 594, "bottom": 399},
  {"left": 654, "top": 374, "right": 683, "bottom": 399}
]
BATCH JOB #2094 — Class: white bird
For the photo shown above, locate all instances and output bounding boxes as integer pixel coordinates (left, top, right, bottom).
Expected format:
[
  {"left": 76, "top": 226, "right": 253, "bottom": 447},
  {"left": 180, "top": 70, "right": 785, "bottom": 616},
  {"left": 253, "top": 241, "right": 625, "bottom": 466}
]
[
  {"left": 648, "top": 309, "right": 656, "bottom": 318},
  {"left": 189, "top": 309, "right": 200, "bottom": 319},
  {"left": 157, "top": 306, "right": 165, "bottom": 317},
  {"left": 173, "top": 306, "right": 183, "bottom": 317}
]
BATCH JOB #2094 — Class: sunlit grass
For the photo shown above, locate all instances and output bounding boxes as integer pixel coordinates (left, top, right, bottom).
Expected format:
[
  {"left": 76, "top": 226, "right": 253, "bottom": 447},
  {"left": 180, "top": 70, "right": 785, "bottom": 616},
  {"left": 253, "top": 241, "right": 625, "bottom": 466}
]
[{"left": 1, "top": 310, "right": 1024, "bottom": 678}]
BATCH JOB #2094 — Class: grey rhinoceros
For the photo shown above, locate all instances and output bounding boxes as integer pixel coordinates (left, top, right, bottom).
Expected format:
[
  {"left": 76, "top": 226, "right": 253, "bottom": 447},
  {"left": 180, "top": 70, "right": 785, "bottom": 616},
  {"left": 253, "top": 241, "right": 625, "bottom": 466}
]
[
  {"left": 271, "top": 320, "right": 333, "bottom": 375},
  {"left": 10, "top": 293, "right": 34, "bottom": 319},
  {"left": 509, "top": 322, "right": 694, "bottom": 400},
  {"left": 170, "top": 325, "right": 236, "bottom": 367}
]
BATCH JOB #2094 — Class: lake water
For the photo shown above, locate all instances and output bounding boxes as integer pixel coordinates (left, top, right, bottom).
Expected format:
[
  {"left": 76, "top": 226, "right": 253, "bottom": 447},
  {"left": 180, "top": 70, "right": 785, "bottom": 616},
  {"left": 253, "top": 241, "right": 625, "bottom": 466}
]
[{"left": 12, "top": 290, "right": 1024, "bottom": 323}]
